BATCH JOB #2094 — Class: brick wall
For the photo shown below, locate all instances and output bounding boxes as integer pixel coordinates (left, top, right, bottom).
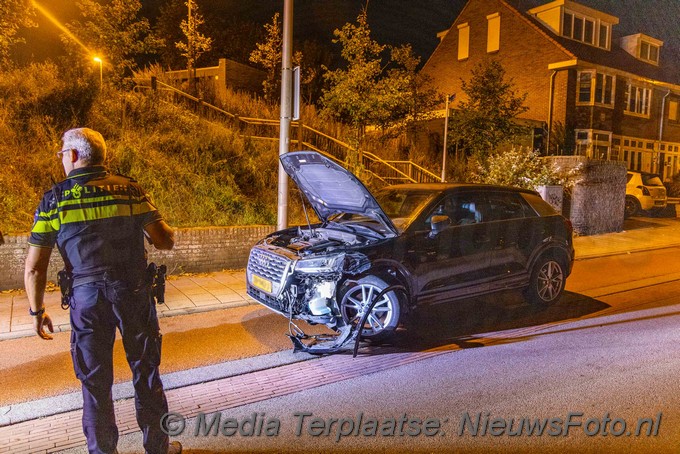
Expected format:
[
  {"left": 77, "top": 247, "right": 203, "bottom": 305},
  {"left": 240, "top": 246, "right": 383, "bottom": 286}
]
[{"left": 0, "top": 225, "right": 276, "bottom": 291}]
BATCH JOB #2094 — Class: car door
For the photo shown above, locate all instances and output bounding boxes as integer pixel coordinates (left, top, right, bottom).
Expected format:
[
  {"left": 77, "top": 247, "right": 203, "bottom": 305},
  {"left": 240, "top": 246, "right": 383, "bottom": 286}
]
[
  {"left": 407, "top": 192, "right": 494, "bottom": 305},
  {"left": 485, "top": 191, "right": 541, "bottom": 285}
]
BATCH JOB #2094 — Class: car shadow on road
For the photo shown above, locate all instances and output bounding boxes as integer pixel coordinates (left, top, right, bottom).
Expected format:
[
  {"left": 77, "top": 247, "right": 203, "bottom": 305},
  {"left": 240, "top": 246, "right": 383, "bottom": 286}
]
[{"left": 361, "top": 290, "right": 609, "bottom": 354}]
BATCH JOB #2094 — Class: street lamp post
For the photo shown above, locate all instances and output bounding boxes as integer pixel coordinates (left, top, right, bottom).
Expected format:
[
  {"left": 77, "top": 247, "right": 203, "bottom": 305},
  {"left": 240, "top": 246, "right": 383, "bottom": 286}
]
[
  {"left": 277, "top": 0, "right": 293, "bottom": 230},
  {"left": 93, "top": 57, "right": 103, "bottom": 91},
  {"left": 441, "top": 93, "right": 455, "bottom": 182}
]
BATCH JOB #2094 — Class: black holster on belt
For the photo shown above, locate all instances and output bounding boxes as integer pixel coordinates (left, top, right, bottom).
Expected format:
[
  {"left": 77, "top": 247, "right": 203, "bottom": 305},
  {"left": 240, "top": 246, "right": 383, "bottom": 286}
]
[
  {"left": 147, "top": 263, "right": 167, "bottom": 305},
  {"left": 57, "top": 269, "right": 74, "bottom": 310}
]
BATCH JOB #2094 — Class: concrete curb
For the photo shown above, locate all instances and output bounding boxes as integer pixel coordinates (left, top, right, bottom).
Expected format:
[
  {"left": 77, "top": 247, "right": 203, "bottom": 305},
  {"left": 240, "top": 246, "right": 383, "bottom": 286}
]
[{"left": 0, "top": 348, "right": 318, "bottom": 428}]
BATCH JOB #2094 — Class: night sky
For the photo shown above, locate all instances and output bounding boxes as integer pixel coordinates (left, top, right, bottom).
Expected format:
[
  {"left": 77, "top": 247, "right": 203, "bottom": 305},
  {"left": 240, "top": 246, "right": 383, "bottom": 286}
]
[{"left": 14, "top": 1, "right": 679, "bottom": 69}]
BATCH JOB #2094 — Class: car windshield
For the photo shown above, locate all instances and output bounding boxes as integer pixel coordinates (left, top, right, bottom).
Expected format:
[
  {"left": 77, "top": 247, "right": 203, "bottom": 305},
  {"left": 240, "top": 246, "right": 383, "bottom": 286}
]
[
  {"left": 373, "top": 188, "right": 436, "bottom": 230},
  {"left": 327, "top": 188, "right": 436, "bottom": 233}
]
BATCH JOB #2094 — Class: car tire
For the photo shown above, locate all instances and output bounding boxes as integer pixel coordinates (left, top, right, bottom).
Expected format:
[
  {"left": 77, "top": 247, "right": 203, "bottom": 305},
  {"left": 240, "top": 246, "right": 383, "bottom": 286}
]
[
  {"left": 339, "top": 275, "right": 401, "bottom": 340},
  {"left": 523, "top": 255, "right": 565, "bottom": 306},
  {"left": 624, "top": 196, "right": 641, "bottom": 219}
]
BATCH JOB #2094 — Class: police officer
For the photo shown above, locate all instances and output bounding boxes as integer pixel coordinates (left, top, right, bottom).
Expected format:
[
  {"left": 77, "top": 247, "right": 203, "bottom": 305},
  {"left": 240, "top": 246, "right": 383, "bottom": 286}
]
[{"left": 24, "top": 128, "right": 181, "bottom": 454}]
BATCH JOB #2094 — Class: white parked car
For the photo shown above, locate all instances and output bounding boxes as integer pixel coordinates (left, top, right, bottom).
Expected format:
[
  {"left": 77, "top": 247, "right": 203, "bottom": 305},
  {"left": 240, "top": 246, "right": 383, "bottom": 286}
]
[{"left": 624, "top": 171, "right": 667, "bottom": 218}]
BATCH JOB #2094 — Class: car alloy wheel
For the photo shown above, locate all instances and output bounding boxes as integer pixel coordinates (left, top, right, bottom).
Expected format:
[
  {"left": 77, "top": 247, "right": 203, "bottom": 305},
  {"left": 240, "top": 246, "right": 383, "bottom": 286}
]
[
  {"left": 624, "top": 196, "right": 640, "bottom": 219},
  {"left": 340, "top": 276, "right": 400, "bottom": 339},
  {"left": 525, "top": 256, "right": 565, "bottom": 305}
]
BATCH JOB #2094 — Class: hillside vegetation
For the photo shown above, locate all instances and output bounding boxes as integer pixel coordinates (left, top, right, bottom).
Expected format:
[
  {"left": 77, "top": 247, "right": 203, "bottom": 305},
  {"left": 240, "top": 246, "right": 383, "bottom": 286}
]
[{"left": 0, "top": 63, "right": 287, "bottom": 234}]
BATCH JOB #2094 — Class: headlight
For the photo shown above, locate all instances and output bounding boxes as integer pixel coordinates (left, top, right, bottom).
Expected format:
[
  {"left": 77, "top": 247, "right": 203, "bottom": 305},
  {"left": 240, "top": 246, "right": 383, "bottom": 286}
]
[{"left": 295, "top": 254, "right": 345, "bottom": 274}]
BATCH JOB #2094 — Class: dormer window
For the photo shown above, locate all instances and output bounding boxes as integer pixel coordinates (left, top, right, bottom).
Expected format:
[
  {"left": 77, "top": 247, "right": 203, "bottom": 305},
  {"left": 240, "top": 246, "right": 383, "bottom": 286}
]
[
  {"left": 620, "top": 33, "right": 663, "bottom": 66},
  {"left": 640, "top": 41, "right": 659, "bottom": 64},
  {"left": 562, "top": 10, "right": 609, "bottom": 49},
  {"left": 528, "top": 1, "right": 618, "bottom": 50}
]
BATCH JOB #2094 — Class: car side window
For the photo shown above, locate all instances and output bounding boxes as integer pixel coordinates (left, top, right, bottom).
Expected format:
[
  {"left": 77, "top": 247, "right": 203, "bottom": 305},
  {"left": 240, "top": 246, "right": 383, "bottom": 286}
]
[
  {"left": 424, "top": 194, "right": 488, "bottom": 227},
  {"left": 487, "top": 192, "right": 536, "bottom": 220}
]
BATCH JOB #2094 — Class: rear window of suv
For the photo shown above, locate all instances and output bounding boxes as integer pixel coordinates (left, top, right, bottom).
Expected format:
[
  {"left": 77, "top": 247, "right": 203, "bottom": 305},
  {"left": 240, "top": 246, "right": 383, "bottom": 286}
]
[{"left": 520, "top": 192, "right": 557, "bottom": 216}]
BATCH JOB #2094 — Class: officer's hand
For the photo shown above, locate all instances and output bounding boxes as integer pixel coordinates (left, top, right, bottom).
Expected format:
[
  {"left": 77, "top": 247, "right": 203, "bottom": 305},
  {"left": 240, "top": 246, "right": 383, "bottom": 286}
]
[{"left": 33, "top": 312, "right": 54, "bottom": 340}]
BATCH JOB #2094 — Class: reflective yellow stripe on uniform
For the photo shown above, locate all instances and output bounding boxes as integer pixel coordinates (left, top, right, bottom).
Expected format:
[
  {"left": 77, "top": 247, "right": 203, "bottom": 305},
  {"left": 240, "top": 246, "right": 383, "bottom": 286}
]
[
  {"left": 57, "top": 195, "right": 156, "bottom": 224},
  {"left": 31, "top": 208, "right": 60, "bottom": 233}
]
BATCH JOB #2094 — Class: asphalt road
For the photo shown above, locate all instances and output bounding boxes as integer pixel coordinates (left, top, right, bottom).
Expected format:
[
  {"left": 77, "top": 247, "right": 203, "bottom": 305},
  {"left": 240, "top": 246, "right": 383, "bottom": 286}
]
[{"left": 6, "top": 247, "right": 680, "bottom": 453}]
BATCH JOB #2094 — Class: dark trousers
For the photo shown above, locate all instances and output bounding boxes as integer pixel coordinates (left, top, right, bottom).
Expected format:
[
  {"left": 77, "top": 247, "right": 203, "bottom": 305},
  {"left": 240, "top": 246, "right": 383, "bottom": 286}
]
[{"left": 69, "top": 280, "right": 169, "bottom": 454}]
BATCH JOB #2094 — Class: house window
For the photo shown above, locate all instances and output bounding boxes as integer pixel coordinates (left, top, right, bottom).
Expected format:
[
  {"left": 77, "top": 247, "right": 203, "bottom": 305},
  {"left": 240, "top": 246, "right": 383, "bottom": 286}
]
[
  {"left": 578, "top": 72, "right": 592, "bottom": 103},
  {"left": 584, "top": 19, "right": 594, "bottom": 45},
  {"left": 640, "top": 40, "right": 659, "bottom": 64},
  {"left": 669, "top": 100, "right": 678, "bottom": 121},
  {"left": 595, "top": 73, "right": 614, "bottom": 105},
  {"left": 625, "top": 82, "right": 652, "bottom": 116},
  {"left": 563, "top": 12, "right": 573, "bottom": 37},
  {"left": 487, "top": 13, "right": 500, "bottom": 53},
  {"left": 458, "top": 23, "right": 470, "bottom": 60},
  {"left": 598, "top": 24, "right": 608, "bottom": 48},
  {"left": 562, "top": 10, "right": 609, "bottom": 49},
  {"left": 577, "top": 71, "right": 615, "bottom": 106}
]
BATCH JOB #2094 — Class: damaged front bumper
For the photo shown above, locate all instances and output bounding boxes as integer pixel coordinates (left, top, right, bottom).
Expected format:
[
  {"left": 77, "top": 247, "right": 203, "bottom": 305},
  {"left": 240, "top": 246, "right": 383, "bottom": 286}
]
[{"left": 246, "top": 244, "right": 399, "bottom": 356}]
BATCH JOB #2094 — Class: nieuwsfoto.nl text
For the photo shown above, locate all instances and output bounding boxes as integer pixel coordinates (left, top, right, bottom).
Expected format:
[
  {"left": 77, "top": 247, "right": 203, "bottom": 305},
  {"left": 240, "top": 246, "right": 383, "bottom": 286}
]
[{"left": 160, "top": 411, "right": 662, "bottom": 441}]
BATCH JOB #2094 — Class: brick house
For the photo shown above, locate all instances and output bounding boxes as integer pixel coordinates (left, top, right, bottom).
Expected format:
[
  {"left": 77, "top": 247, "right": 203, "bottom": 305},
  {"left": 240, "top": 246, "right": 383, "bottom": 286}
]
[{"left": 420, "top": 0, "right": 680, "bottom": 181}]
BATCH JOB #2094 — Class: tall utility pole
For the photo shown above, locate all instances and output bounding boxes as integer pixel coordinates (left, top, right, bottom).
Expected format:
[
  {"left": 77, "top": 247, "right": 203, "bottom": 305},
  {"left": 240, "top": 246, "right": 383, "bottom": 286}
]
[
  {"left": 277, "top": 0, "right": 293, "bottom": 230},
  {"left": 441, "top": 94, "right": 454, "bottom": 182}
]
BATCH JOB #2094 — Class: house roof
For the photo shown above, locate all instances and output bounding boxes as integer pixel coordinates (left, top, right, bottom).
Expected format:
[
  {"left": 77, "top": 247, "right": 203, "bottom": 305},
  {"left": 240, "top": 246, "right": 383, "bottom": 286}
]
[{"left": 503, "top": 0, "right": 680, "bottom": 86}]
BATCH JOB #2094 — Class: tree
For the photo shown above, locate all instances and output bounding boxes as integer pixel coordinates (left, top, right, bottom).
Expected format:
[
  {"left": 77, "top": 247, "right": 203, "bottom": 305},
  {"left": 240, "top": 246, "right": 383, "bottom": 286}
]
[
  {"left": 249, "top": 13, "right": 328, "bottom": 105},
  {"left": 449, "top": 60, "right": 528, "bottom": 158},
  {"left": 65, "top": 0, "right": 161, "bottom": 81},
  {"left": 320, "top": 8, "right": 440, "bottom": 155},
  {"left": 175, "top": 0, "right": 212, "bottom": 89},
  {"left": 319, "top": 7, "right": 386, "bottom": 143},
  {"left": 0, "top": 0, "right": 36, "bottom": 69},
  {"left": 249, "top": 12, "right": 284, "bottom": 103},
  {"left": 377, "top": 44, "right": 442, "bottom": 159}
]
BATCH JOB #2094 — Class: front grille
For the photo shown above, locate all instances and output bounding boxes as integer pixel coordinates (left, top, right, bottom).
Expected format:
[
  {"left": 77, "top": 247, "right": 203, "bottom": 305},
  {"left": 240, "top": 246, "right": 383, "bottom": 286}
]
[
  {"left": 247, "top": 246, "right": 293, "bottom": 297},
  {"left": 248, "top": 247, "right": 290, "bottom": 282}
]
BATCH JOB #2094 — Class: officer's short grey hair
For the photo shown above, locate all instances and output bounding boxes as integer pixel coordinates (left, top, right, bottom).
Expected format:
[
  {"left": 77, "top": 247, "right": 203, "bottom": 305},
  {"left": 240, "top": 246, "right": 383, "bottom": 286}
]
[{"left": 61, "top": 128, "right": 107, "bottom": 165}]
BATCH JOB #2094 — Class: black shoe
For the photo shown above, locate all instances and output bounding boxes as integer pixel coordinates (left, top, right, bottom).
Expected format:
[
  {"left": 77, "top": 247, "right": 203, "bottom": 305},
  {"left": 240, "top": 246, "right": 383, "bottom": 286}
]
[{"left": 168, "top": 441, "right": 182, "bottom": 454}]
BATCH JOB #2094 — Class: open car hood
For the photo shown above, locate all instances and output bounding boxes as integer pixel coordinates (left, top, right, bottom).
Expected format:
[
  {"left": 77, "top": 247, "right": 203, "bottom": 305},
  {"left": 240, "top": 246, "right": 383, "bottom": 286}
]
[{"left": 280, "top": 151, "right": 398, "bottom": 236}]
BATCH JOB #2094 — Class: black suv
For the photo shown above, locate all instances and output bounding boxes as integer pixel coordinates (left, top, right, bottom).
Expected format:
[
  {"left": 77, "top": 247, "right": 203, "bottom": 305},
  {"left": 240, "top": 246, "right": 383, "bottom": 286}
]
[{"left": 247, "top": 151, "right": 574, "bottom": 348}]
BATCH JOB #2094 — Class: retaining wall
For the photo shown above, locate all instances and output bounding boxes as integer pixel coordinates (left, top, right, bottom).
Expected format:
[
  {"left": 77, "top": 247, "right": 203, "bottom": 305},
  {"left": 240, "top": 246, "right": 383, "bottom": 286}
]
[{"left": 0, "top": 225, "right": 276, "bottom": 291}]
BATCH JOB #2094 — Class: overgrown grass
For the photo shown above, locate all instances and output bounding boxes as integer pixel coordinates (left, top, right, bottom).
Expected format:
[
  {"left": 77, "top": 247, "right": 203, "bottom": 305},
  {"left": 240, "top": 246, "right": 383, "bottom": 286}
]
[{"left": 0, "top": 63, "right": 284, "bottom": 233}]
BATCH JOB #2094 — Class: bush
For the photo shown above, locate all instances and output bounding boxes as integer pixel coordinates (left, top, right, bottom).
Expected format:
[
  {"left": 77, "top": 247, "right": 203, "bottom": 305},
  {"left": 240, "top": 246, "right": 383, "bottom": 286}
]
[
  {"left": 665, "top": 173, "right": 680, "bottom": 197},
  {"left": 468, "top": 147, "right": 559, "bottom": 189}
]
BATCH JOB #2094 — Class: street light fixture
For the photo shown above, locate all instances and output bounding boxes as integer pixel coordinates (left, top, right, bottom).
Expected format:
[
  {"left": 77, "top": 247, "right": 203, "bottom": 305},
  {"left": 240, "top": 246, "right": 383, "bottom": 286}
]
[{"left": 93, "top": 56, "right": 103, "bottom": 91}]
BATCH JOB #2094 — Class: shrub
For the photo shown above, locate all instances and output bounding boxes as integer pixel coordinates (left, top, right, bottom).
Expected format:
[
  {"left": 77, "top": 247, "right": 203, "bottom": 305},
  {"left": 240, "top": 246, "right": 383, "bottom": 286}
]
[
  {"left": 665, "top": 173, "right": 680, "bottom": 197},
  {"left": 468, "top": 147, "right": 559, "bottom": 190}
]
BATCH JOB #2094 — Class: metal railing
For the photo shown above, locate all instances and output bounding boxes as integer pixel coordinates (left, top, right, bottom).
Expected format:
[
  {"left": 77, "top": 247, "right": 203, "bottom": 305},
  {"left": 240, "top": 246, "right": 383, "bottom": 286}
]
[{"left": 135, "top": 79, "right": 440, "bottom": 186}]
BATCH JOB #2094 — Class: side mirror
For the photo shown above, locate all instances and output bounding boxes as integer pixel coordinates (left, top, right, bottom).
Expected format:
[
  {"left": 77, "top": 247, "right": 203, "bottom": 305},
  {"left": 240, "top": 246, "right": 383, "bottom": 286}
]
[{"left": 429, "top": 215, "right": 451, "bottom": 237}]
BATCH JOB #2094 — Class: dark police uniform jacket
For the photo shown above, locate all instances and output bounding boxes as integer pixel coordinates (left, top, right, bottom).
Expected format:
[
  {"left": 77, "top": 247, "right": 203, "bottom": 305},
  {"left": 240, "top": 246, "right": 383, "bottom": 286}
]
[{"left": 29, "top": 166, "right": 163, "bottom": 286}]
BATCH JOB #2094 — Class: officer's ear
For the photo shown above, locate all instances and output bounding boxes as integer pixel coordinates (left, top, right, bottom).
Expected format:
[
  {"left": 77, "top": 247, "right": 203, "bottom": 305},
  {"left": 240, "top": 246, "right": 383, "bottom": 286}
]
[{"left": 69, "top": 149, "right": 79, "bottom": 164}]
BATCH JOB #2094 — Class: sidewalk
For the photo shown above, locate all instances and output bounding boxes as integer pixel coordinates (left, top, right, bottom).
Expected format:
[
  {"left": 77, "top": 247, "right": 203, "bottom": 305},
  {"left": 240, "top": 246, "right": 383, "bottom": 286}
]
[{"left": 2, "top": 217, "right": 679, "bottom": 341}]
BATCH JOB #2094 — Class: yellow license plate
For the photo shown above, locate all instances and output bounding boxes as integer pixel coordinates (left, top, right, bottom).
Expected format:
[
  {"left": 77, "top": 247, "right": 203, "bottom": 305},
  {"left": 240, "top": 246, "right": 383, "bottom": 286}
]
[{"left": 251, "top": 274, "right": 272, "bottom": 293}]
